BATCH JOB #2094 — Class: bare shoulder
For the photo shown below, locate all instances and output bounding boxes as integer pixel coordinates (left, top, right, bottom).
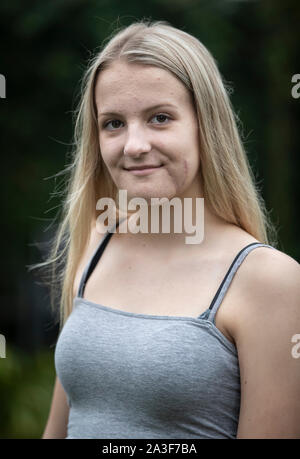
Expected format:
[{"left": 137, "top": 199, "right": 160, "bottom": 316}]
[
  {"left": 239, "top": 246, "right": 299, "bottom": 306},
  {"left": 231, "top": 246, "right": 300, "bottom": 329},
  {"left": 244, "top": 244, "right": 300, "bottom": 273}
]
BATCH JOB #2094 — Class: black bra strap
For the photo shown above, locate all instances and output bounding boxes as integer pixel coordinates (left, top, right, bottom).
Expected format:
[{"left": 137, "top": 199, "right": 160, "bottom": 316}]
[{"left": 77, "top": 218, "right": 124, "bottom": 298}]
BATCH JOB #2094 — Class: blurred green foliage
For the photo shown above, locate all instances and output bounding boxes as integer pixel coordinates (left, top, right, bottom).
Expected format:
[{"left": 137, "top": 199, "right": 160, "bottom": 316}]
[{"left": 0, "top": 347, "right": 55, "bottom": 439}]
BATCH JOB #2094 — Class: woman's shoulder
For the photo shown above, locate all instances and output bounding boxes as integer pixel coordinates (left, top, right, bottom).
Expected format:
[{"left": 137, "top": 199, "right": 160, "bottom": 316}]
[
  {"left": 229, "top": 237, "right": 300, "bottom": 339},
  {"left": 224, "top": 224, "right": 299, "bottom": 279},
  {"left": 220, "top": 224, "right": 299, "bottom": 330},
  {"left": 238, "top": 242, "right": 300, "bottom": 292}
]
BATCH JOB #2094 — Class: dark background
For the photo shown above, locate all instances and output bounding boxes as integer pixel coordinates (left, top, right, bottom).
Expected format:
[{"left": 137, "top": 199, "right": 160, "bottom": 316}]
[{"left": 0, "top": 0, "right": 299, "bottom": 438}]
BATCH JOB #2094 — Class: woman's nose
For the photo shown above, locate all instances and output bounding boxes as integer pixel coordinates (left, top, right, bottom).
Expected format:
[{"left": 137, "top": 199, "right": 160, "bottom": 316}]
[{"left": 123, "top": 125, "right": 152, "bottom": 157}]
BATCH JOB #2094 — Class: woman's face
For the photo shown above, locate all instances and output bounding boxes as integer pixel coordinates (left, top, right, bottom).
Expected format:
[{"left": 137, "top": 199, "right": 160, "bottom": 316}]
[{"left": 95, "top": 60, "right": 202, "bottom": 202}]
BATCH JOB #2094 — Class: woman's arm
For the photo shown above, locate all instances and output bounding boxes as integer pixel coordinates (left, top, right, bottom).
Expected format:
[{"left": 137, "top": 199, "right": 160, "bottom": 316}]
[{"left": 231, "top": 248, "right": 300, "bottom": 439}]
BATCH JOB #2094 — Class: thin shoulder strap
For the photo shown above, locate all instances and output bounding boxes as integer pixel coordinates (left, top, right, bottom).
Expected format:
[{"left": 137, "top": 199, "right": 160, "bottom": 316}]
[
  {"left": 207, "top": 242, "right": 276, "bottom": 323},
  {"left": 77, "top": 218, "right": 126, "bottom": 298}
]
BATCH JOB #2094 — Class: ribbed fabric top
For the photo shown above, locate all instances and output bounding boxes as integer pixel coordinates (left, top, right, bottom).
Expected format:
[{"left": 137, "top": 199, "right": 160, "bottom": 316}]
[{"left": 54, "top": 221, "right": 276, "bottom": 439}]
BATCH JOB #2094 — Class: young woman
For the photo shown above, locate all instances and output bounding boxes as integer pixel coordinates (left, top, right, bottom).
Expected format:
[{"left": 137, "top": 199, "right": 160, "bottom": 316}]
[{"left": 42, "top": 20, "right": 300, "bottom": 439}]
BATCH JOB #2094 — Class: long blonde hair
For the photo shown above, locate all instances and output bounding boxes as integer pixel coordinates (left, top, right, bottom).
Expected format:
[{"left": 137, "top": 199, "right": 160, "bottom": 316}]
[{"left": 33, "top": 19, "right": 278, "bottom": 331}]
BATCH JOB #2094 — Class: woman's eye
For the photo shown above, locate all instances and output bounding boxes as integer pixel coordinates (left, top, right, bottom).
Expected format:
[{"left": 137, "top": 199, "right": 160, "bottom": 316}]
[
  {"left": 103, "top": 119, "right": 123, "bottom": 130},
  {"left": 151, "top": 114, "right": 170, "bottom": 124},
  {"left": 102, "top": 113, "right": 170, "bottom": 131}
]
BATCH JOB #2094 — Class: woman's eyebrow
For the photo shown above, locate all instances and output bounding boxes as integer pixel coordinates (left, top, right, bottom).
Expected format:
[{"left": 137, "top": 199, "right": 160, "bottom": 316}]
[{"left": 97, "top": 103, "right": 178, "bottom": 118}]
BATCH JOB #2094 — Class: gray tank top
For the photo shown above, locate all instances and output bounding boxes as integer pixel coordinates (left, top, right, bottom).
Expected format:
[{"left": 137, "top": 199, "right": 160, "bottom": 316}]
[{"left": 54, "top": 220, "right": 276, "bottom": 439}]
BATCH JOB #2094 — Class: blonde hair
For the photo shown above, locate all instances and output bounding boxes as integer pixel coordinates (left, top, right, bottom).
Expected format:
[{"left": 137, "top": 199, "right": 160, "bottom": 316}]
[{"left": 34, "top": 19, "right": 278, "bottom": 331}]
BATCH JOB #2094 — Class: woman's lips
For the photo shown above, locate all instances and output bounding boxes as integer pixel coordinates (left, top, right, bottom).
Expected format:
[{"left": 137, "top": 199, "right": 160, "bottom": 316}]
[{"left": 124, "top": 165, "right": 163, "bottom": 175}]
